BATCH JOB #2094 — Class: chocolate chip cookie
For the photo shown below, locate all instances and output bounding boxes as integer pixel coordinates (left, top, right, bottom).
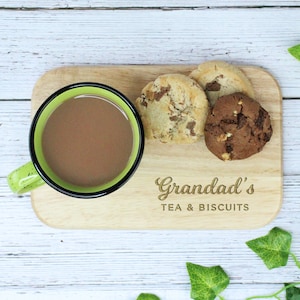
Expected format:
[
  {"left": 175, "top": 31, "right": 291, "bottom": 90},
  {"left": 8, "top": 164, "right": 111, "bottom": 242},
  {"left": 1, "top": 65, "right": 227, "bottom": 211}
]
[
  {"left": 204, "top": 92, "right": 273, "bottom": 160},
  {"left": 190, "top": 61, "right": 255, "bottom": 106},
  {"left": 135, "top": 74, "right": 209, "bottom": 143}
]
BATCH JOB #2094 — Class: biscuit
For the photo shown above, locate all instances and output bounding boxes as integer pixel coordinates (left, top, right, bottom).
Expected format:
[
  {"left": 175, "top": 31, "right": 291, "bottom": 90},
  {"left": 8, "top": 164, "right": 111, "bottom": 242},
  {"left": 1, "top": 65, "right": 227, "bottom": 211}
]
[
  {"left": 204, "top": 92, "right": 273, "bottom": 160},
  {"left": 190, "top": 61, "right": 255, "bottom": 106},
  {"left": 135, "top": 74, "right": 209, "bottom": 143}
]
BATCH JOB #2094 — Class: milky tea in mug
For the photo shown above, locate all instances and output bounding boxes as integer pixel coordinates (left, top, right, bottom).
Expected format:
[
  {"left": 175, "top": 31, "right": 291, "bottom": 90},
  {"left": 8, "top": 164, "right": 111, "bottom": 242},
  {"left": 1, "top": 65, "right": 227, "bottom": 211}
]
[
  {"left": 42, "top": 94, "right": 133, "bottom": 187},
  {"left": 7, "top": 83, "right": 144, "bottom": 198}
]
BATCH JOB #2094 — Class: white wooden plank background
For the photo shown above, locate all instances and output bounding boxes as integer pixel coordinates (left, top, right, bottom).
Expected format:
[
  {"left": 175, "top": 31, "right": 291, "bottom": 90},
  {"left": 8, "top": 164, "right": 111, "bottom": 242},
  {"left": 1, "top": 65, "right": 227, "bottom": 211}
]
[
  {"left": 0, "top": 8, "right": 300, "bottom": 99},
  {"left": 1, "top": 1, "right": 300, "bottom": 8},
  {"left": 0, "top": 2, "right": 300, "bottom": 299}
]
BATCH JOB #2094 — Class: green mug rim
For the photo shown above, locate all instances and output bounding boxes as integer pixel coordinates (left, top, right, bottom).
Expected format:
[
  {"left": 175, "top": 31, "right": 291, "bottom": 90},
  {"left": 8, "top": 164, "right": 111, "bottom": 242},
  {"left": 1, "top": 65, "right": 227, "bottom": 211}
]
[{"left": 29, "top": 82, "right": 144, "bottom": 199}]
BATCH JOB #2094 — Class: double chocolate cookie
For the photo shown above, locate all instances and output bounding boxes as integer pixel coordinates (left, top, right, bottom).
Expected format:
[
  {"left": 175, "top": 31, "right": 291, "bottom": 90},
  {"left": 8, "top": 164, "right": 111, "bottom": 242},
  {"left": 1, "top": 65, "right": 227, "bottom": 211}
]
[
  {"left": 204, "top": 92, "right": 273, "bottom": 160},
  {"left": 135, "top": 74, "right": 209, "bottom": 144}
]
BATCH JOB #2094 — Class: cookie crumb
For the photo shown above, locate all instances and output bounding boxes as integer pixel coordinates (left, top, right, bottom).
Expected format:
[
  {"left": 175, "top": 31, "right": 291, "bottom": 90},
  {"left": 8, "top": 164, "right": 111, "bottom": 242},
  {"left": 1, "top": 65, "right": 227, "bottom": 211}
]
[{"left": 221, "top": 153, "right": 231, "bottom": 160}]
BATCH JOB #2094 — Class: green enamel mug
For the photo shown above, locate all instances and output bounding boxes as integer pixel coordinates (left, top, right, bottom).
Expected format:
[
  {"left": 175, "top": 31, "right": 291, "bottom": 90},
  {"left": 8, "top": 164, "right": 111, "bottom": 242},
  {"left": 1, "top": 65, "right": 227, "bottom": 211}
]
[{"left": 7, "top": 82, "right": 144, "bottom": 198}]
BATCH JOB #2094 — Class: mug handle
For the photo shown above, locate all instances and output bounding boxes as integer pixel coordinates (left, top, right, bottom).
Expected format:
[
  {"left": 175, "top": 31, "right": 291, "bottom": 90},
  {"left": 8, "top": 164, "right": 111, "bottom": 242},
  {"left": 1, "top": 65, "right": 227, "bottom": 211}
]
[{"left": 7, "top": 161, "right": 45, "bottom": 194}]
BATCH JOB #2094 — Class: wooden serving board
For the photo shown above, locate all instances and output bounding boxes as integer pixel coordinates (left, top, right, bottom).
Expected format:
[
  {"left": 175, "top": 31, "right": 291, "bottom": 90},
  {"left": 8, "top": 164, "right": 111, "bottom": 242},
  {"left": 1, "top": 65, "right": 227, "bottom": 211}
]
[{"left": 31, "top": 65, "right": 282, "bottom": 229}]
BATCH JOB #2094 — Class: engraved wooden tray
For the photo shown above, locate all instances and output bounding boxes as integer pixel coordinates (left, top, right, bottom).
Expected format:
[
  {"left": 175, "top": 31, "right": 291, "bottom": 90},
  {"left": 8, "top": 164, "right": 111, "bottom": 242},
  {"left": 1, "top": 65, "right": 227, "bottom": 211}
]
[{"left": 31, "top": 65, "right": 282, "bottom": 229}]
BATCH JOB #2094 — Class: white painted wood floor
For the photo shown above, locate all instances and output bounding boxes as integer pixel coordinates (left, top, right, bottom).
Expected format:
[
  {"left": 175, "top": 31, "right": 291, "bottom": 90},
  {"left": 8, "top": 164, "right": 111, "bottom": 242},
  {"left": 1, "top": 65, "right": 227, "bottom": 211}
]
[{"left": 0, "top": 1, "right": 300, "bottom": 299}]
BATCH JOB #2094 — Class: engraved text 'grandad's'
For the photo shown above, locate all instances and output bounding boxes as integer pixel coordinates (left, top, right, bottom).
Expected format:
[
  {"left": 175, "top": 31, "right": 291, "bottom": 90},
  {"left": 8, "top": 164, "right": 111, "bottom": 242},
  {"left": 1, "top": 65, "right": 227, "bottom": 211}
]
[{"left": 155, "top": 176, "right": 254, "bottom": 201}]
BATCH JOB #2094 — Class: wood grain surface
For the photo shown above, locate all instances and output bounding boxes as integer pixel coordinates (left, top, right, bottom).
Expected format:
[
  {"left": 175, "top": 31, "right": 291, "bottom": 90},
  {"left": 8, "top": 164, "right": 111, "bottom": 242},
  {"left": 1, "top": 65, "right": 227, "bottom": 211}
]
[
  {"left": 1, "top": 2, "right": 299, "bottom": 299},
  {"left": 31, "top": 65, "right": 282, "bottom": 229},
  {"left": 1, "top": 8, "right": 300, "bottom": 100},
  {"left": 2, "top": 1, "right": 300, "bottom": 8}
]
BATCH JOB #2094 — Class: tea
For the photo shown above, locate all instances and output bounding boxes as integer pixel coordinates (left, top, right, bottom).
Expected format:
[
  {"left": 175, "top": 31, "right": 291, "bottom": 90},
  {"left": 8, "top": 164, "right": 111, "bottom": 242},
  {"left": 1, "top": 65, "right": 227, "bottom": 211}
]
[{"left": 42, "top": 95, "right": 134, "bottom": 187}]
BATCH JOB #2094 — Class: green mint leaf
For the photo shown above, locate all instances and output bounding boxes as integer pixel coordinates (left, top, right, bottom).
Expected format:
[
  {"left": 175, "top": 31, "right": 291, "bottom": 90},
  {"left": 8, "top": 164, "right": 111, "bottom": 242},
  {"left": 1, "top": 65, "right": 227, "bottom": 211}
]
[
  {"left": 186, "top": 262, "right": 230, "bottom": 300},
  {"left": 136, "top": 293, "right": 160, "bottom": 300},
  {"left": 285, "top": 283, "right": 300, "bottom": 300},
  {"left": 288, "top": 44, "right": 300, "bottom": 61},
  {"left": 246, "top": 227, "right": 292, "bottom": 269}
]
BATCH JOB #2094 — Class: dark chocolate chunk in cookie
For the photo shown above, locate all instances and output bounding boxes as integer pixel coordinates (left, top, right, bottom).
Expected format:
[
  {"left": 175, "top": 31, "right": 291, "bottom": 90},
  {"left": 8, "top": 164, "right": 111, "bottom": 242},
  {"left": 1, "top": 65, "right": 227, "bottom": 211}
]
[{"left": 204, "top": 92, "right": 273, "bottom": 160}]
